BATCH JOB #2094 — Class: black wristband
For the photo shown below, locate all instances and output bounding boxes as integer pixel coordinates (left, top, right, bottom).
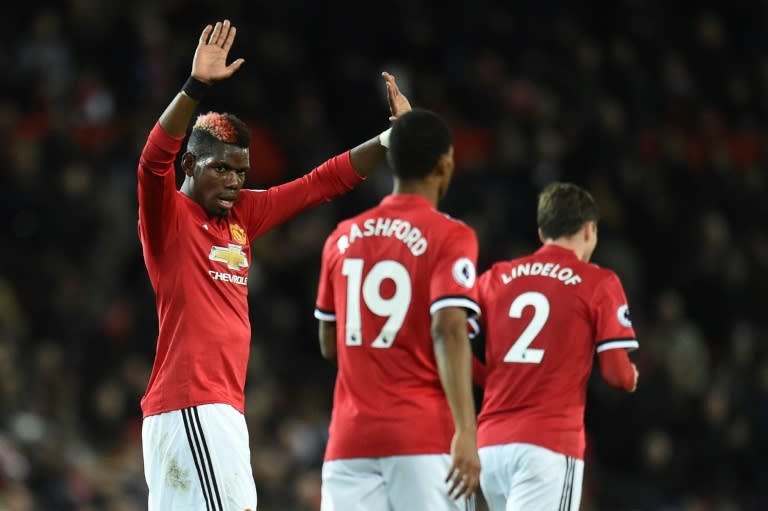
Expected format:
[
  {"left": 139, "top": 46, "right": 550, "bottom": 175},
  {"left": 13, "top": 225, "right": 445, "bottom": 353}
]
[{"left": 181, "top": 76, "right": 211, "bottom": 102}]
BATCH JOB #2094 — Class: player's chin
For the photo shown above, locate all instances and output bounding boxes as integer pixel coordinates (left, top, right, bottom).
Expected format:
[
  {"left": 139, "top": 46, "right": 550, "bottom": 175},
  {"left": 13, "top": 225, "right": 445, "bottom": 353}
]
[{"left": 205, "top": 204, "right": 230, "bottom": 218}]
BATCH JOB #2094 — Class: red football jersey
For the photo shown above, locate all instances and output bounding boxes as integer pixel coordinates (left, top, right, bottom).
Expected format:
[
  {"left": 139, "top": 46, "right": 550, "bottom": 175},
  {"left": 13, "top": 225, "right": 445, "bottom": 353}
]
[
  {"left": 476, "top": 244, "right": 638, "bottom": 459},
  {"left": 315, "top": 194, "right": 480, "bottom": 460},
  {"left": 138, "top": 122, "right": 363, "bottom": 417}
]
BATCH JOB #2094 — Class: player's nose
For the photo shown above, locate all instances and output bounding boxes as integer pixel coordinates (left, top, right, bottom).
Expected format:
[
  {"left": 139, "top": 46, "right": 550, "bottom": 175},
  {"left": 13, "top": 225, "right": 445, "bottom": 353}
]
[{"left": 223, "top": 169, "right": 243, "bottom": 188}]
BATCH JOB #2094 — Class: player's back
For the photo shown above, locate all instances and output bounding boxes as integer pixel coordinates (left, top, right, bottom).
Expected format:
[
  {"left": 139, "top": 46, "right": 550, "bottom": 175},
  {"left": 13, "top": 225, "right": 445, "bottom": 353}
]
[
  {"left": 476, "top": 244, "right": 620, "bottom": 458},
  {"left": 317, "top": 193, "right": 478, "bottom": 459}
]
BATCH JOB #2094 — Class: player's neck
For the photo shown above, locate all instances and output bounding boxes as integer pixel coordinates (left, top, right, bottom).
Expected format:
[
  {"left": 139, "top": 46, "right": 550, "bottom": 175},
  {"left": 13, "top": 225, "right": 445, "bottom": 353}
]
[
  {"left": 392, "top": 179, "right": 439, "bottom": 206},
  {"left": 543, "top": 240, "right": 588, "bottom": 262}
]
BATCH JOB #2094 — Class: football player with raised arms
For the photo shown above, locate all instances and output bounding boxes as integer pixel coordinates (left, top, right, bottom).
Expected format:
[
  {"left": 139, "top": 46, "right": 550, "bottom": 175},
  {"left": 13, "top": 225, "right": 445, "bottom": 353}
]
[{"left": 137, "top": 19, "right": 409, "bottom": 511}]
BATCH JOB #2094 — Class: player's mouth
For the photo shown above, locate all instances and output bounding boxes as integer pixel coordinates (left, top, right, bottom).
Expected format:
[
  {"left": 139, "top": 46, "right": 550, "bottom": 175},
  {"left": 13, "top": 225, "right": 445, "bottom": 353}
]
[{"left": 216, "top": 194, "right": 238, "bottom": 210}]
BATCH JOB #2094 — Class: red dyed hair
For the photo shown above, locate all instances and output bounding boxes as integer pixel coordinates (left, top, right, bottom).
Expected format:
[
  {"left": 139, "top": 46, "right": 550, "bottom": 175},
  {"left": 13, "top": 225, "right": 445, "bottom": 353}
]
[{"left": 192, "top": 112, "right": 239, "bottom": 144}]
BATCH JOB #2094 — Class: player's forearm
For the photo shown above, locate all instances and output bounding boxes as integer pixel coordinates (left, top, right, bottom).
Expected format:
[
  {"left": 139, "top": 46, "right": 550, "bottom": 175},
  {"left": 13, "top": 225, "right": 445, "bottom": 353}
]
[
  {"left": 434, "top": 330, "right": 478, "bottom": 432},
  {"left": 158, "top": 91, "right": 200, "bottom": 137},
  {"left": 348, "top": 136, "right": 387, "bottom": 178}
]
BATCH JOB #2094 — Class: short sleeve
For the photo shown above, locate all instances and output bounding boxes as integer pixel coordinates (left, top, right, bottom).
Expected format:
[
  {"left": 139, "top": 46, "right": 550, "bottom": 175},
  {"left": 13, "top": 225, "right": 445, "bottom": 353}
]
[
  {"left": 314, "top": 233, "right": 338, "bottom": 322},
  {"left": 429, "top": 225, "right": 480, "bottom": 317},
  {"left": 474, "top": 268, "right": 494, "bottom": 333},
  {"left": 592, "top": 271, "right": 638, "bottom": 353}
]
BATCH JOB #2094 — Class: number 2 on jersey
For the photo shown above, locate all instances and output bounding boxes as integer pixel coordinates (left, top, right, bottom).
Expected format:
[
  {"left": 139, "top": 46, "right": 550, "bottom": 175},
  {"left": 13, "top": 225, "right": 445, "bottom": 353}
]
[
  {"left": 341, "top": 258, "right": 411, "bottom": 348},
  {"left": 504, "top": 291, "right": 550, "bottom": 364}
]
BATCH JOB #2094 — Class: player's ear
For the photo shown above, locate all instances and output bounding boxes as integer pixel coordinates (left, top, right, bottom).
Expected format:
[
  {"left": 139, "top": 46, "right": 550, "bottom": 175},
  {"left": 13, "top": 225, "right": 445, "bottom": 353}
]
[
  {"left": 583, "top": 221, "right": 596, "bottom": 242},
  {"left": 433, "top": 150, "right": 454, "bottom": 181},
  {"left": 181, "top": 152, "right": 197, "bottom": 176}
]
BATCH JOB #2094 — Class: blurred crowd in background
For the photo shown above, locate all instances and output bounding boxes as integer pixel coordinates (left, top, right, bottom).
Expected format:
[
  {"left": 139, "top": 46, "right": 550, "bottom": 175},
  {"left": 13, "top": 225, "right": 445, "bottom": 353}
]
[{"left": 1, "top": 1, "right": 767, "bottom": 510}]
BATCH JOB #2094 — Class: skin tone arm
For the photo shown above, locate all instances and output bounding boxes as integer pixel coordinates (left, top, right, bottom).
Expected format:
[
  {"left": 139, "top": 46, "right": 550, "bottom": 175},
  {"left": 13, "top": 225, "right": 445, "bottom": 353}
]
[
  {"left": 318, "top": 321, "right": 337, "bottom": 365},
  {"left": 432, "top": 306, "right": 481, "bottom": 499},
  {"left": 159, "top": 20, "right": 245, "bottom": 136}
]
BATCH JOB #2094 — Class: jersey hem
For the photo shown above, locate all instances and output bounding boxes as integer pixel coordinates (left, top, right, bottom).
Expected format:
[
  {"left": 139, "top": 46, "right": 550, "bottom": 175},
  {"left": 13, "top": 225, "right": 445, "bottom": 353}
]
[
  {"left": 477, "top": 440, "right": 585, "bottom": 461},
  {"left": 314, "top": 308, "right": 336, "bottom": 321},
  {"left": 430, "top": 296, "right": 480, "bottom": 316},
  {"left": 596, "top": 338, "right": 639, "bottom": 352},
  {"left": 141, "top": 399, "right": 244, "bottom": 419}
]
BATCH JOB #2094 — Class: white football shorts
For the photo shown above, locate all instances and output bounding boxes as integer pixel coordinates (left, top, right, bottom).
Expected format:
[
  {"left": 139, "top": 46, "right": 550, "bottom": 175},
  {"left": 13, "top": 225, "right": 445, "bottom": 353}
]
[
  {"left": 321, "top": 454, "right": 476, "bottom": 511},
  {"left": 479, "top": 443, "right": 583, "bottom": 511},
  {"left": 142, "top": 404, "right": 257, "bottom": 511}
]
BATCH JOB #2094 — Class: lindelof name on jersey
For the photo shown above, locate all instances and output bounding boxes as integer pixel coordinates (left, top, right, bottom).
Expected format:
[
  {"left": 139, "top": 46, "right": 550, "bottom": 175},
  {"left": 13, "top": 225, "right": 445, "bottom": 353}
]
[
  {"left": 208, "top": 243, "right": 249, "bottom": 286},
  {"left": 336, "top": 217, "right": 428, "bottom": 256},
  {"left": 501, "top": 261, "right": 582, "bottom": 285}
]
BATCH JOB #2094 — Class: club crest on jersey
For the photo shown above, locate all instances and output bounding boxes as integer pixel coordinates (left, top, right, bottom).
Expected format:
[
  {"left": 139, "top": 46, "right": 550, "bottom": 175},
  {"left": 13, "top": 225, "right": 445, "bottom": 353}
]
[
  {"left": 452, "top": 257, "right": 476, "bottom": 288},
  {"left": 229, "top": 223, "right": 247, "bottom": 244},
  {"left": 617, "top": 304, "right": 632, "bottom": 327},
  {"left": 209, "top": 243, "right": 249, "bottom": 271}
]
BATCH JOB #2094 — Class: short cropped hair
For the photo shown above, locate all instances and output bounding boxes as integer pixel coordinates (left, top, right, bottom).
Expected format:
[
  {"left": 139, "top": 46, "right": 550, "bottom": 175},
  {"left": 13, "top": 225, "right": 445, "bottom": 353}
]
[
  {"left": 537, "top": 182, "right": 600, "bottom": 239},
  {"left": 387, "top": 109, "right": 452, "bottom": 180},
  {"left": 187, "top": 112, "right": 251, "bottom": 156}
]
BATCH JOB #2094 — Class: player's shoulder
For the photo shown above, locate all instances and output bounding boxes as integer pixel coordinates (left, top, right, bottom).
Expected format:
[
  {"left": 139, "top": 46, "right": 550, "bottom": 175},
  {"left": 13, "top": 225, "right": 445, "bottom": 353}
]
[
  {"left": 427, "top": 211, "right": 477, "bottom": 240},
  {"left": 234, "top": 188, "right": 266, "bottom": 207},
  {"left": 477, "top": 258, "right": 519, "bottom": 284},
  {"left": 437, "top": 210, "right": 473, "bottom": 229},
  {"left": 239, "top": 188, "right": 267, "bottom": 197},
  {"left": 584, "top": 261, "right": 622, "bottom": 283}
]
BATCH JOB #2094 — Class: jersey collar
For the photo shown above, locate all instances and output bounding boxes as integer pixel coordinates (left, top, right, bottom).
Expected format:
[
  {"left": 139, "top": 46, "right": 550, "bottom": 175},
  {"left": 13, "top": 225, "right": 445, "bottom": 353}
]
[{"left": 380, "top": 194, "right": 435, "bottom": 209}]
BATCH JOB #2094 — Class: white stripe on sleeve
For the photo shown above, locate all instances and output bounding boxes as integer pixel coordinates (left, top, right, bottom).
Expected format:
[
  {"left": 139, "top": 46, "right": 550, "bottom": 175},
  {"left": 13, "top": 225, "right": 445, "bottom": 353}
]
[
  {"left": 314, "top": 309, "right": 336, "bottom": 322},
  {"left": 430, "top": 297, "right": 481, "bottom": 317},
  {"left": 596, "top": 339, "right": 639, "bottom": 353}
]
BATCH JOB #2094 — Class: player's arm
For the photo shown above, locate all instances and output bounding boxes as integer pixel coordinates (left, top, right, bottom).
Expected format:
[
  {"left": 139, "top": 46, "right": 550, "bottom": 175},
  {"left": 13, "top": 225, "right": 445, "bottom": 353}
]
[
  {"left": 242, "top": 72, "right": 412, "bottom": 236},
  {"left": 318, "top": 320, "right": 337, "bottom": 365},
  {"left": 432, "top": 306, "right": 481, "bottom": 499},
  {"left": 138, "top": 21, "right": 244, "bottom": 252},
  {"left": 159, "top": 20, "right": 245, "bottom": 136},
  {"left": 314, "top": 235, "right": 338, "bottom": 364},
  {"left": 598, "top": 349, "right": 638, "bottom": 392},
  {"left": 593, "top": 272, "right": 640, "bottom": 392}
]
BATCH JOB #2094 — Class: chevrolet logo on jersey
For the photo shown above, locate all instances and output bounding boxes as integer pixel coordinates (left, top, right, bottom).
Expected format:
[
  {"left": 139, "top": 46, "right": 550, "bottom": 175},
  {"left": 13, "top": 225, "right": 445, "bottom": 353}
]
[{"left": 208, "top": 244, "right": 249, "bottom": 271}]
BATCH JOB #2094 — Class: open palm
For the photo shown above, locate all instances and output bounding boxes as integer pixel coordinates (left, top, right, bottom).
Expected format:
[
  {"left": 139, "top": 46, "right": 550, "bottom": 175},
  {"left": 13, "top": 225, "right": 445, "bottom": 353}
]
[
  {"left": 191, "top": 20, "right": 245, "bottom": 84},
  {"left": 382, "top": 71, "right": 413, "bottom": 122}
]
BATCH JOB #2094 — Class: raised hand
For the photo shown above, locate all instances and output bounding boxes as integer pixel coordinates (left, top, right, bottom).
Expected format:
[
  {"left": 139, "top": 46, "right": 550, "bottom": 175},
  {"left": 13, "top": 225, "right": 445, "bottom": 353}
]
[
  {"left": 191, "top": 20, "right": 245, "bottom": 84},
  {"left": 382, "top": 71, "right": 412, "bottom": 122}
]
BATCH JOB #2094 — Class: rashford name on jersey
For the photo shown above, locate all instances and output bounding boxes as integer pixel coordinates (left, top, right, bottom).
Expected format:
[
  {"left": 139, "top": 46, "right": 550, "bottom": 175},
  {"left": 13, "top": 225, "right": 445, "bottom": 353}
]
[
  {"left": 336, "top": 216, "right": 428, "bottom": 256},
  {"left": 499, "top": 261, "right": 582, "bottom": 286}
]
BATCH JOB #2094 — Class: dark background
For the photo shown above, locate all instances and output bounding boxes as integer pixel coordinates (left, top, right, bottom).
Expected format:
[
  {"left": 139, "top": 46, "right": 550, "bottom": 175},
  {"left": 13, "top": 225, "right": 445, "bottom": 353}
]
[{"left": 0, "top": 1, "right": 766, "bottom": 509}]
